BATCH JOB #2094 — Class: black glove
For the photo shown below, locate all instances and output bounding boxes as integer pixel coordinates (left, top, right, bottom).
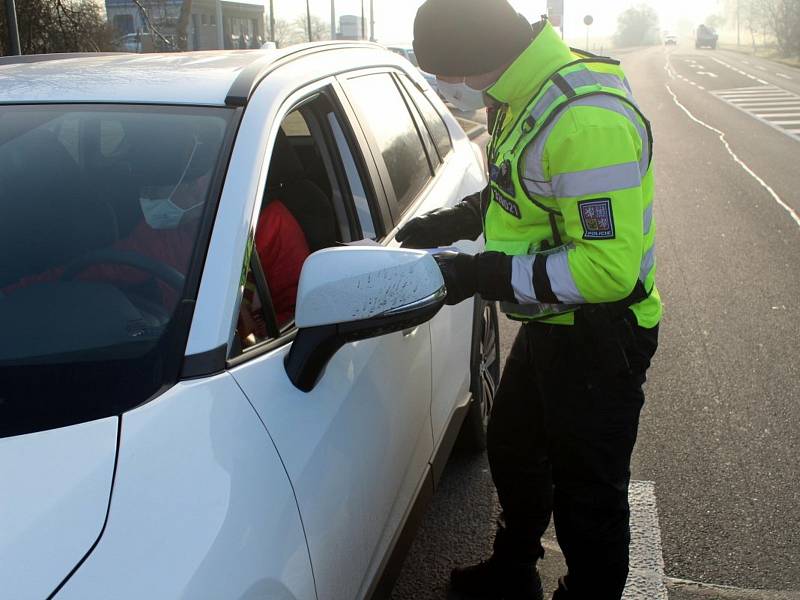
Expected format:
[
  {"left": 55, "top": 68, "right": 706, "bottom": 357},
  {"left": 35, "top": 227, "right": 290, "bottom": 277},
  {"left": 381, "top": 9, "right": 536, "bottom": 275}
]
[
  {"left": 396, "top": 191, "right": 484, "bottom": 249},
  {"left": 434, "top": 252, "right": 516, "bottom": 306}
]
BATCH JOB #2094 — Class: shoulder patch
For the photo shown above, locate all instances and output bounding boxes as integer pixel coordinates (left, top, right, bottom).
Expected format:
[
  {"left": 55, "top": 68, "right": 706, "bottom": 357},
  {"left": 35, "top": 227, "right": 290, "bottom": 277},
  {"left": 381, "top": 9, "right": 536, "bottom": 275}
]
[{"left": 578, "top": 198, "right": 615, "bottom": 240}]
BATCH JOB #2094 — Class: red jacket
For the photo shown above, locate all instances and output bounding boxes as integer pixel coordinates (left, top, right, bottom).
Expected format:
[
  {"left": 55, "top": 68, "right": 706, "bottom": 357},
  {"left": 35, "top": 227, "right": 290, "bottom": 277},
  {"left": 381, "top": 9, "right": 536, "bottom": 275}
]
[{"left": 255, "top": 200, "right": 310, "bottom": 325}]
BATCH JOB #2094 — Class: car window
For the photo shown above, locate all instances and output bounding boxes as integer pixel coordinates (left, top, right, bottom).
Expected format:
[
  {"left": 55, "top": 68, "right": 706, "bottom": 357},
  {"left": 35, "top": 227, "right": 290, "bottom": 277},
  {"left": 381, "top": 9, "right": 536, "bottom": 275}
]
[
  {"left": 233, "top": 95, "right": 382, "bottom": 356},
  {"left": 344, "top": 73, "right": 433, "bottom": 214},
  {"left": 0, "top": 104, "right": 234, "bottom": 438},
  {"left": 400, "top": 75, "right": 453, "bottom": 163}
]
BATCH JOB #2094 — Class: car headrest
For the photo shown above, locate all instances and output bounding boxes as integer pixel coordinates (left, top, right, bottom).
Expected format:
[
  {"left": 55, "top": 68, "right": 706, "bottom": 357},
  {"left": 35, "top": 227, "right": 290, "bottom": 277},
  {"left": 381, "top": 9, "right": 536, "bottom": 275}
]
[{"left": 266, "top": 130, "right": 304, "bottom": 190}]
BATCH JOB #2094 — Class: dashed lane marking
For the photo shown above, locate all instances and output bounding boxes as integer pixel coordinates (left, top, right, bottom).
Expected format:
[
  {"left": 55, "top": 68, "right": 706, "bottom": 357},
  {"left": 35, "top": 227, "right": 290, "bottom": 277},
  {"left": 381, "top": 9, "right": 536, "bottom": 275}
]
[
  {"left": 666, "top": 82, "right": 800, "bottom": 228},
  {"left": 713, "top": 85, "right": 800, "bottom": 141},
  {"left": 776, "top": 73, "right": 792, "bottom": 80},
  {"left": 551, "top": 476, "right": 800, "bottom": 598},
  {"left": 712, "top": 57, "right": 783, "bottom": 86},
  {"left": 624, "top": 481, "right": 669, "bottom": 599}
]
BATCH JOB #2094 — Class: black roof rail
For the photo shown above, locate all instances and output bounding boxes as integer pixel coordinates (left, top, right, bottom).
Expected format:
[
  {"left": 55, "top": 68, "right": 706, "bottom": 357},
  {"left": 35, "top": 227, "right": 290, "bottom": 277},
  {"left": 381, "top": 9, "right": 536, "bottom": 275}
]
[
  {"left": 224, "top": 41, "right": 382, "bottom": 107},
  {"left": 0, "top": 52, "right": 128, "bottom": 67}
]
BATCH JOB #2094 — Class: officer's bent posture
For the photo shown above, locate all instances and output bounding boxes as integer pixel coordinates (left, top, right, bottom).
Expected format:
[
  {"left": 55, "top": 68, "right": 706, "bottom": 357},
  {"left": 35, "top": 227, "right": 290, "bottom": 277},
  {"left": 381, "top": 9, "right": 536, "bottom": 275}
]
[{"left": 399, "top": 1, "right": 662, "bottom": 599}]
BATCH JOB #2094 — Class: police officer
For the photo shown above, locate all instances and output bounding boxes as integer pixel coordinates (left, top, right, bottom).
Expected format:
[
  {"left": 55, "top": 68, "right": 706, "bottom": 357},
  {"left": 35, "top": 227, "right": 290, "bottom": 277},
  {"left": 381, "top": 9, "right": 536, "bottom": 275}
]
[{"left": 398, "top": 1, "right": 662, "bottom": 599}]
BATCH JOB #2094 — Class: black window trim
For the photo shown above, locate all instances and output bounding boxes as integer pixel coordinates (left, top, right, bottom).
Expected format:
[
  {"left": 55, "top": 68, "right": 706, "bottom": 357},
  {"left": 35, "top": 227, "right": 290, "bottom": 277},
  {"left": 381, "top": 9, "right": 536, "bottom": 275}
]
[
  {"left": 392, "top": 72, "right": 440, "bottom": 171},
  {"left": 396, "top": 73, "right": 454, "bottom": 164}
]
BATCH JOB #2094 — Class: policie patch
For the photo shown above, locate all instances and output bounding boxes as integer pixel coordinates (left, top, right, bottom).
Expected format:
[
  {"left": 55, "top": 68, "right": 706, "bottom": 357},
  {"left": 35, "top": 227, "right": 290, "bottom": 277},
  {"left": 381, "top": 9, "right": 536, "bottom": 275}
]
[{"left": 578, "top": 199, "right": 616, "bottom": 240}]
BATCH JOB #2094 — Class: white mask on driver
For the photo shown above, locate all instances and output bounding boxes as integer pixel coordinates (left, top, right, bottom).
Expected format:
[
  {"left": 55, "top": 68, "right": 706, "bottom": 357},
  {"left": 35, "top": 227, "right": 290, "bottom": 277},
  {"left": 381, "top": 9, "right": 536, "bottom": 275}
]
[
  {"left": 140, "top": 139, "right": 204, "bottom": 230},
  {"left": 437, "top": 80, "right": 490, "bottom": 112}
]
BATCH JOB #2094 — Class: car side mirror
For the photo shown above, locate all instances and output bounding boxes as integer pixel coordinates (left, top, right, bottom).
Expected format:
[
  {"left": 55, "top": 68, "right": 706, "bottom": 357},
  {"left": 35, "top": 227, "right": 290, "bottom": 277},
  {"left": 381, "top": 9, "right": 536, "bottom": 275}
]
[{"left": 284, "top": 247, "right": 446, "bottom": 392}]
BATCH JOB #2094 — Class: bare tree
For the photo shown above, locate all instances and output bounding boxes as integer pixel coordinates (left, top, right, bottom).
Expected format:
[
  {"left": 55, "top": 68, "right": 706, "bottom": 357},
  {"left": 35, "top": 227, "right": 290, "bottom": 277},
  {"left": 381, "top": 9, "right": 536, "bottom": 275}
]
[
  {"left": 271, "top": 18, "right": 302, "bottom": 48},
  {"left": 304, "top": 14, "right": 331, "bottom": 42},
  {"left": 728, "top": 0, "right": 800, "bottom": 57},
  {"left": 1, "top": 0, "right": 114, "bottom": 55}
]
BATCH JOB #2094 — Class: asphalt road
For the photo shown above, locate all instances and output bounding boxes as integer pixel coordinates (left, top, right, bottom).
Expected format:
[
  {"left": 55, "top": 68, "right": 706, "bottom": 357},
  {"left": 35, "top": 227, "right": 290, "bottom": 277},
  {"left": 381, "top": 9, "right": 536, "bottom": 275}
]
[{"left": 391, "top": 45, "right": 800, "bottom": 599}]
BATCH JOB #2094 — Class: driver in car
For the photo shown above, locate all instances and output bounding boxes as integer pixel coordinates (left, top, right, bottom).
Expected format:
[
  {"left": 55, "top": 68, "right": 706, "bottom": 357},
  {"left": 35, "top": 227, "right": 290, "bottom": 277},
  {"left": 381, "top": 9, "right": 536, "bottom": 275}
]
[
  {"left": 3, "top": 129, "right": 309, "bottom": 326},
  {"left": 2, "top": 131, "right": 211, "bottom": 311}
]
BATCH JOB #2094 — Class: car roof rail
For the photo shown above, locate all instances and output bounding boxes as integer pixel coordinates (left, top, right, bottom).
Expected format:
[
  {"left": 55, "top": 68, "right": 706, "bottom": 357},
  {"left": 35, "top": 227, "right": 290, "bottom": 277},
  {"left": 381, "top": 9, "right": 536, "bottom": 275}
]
[
  {"left": 224, "top": 41, "right": 382, "bottom": 107},
  {"left": 0, "top": 52, "right": 128, "bottom": 67}
]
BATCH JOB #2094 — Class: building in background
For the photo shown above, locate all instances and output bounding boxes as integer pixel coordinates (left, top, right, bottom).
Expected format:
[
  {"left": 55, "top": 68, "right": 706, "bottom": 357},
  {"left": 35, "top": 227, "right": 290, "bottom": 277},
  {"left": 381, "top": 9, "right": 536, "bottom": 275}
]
[{"left": 105, "top": 0, "right": 265, "bottom": 51}]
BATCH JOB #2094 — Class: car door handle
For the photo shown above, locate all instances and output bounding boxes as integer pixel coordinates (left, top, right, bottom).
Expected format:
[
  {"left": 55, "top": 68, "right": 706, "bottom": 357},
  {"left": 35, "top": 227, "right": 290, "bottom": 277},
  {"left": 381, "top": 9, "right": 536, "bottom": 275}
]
[{"left": 402, "top": 327, "right": 419, "bottom": 338}]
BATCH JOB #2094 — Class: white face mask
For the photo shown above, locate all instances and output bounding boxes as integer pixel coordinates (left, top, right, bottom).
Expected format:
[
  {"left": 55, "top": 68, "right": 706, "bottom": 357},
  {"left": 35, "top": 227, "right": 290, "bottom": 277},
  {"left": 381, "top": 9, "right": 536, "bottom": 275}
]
[
  {"left": 437, "top": 80, "right": 489, "bottom": 112},
  {"left": 140, "top": 139, "right": 204, "bottom": 230},
  {"left": 140, "top": 196, "right": 203, "bottom": 230}
]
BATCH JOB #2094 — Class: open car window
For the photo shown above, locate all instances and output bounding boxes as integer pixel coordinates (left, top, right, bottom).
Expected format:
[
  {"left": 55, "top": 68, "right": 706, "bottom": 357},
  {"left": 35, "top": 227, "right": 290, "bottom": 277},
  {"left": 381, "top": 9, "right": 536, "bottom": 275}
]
[{"left": 232, "top": 93, "right": 385, "bottom": 358}]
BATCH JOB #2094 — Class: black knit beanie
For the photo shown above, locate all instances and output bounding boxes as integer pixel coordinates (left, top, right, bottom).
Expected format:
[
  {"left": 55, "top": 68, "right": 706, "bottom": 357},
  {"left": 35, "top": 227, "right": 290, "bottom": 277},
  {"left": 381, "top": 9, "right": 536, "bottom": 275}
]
[{"left": 413, "top": 0, "right": 535, "bottom": 77}]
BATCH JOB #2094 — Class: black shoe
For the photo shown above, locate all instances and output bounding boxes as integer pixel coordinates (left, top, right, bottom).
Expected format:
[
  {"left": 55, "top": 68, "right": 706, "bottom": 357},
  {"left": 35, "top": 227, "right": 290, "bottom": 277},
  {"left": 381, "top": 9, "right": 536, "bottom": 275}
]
[{"left": 450, "top": 554, "right": 544, "bottom": 600}]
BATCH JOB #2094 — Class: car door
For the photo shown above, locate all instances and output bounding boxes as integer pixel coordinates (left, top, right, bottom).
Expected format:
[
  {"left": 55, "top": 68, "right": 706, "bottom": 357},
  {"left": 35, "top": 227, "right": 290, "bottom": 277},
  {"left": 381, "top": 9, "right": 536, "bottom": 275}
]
[
  {"left": 227, "top": 82, "right": 434, "bottom": 600},
  {"left": 340, "top": 69, "right": 487, "bottom": 460}
]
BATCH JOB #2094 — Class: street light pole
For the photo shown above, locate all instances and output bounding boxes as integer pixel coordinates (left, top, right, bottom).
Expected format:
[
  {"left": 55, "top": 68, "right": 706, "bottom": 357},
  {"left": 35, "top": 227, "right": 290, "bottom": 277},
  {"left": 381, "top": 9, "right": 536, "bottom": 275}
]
[
  {"left": 369, "top": 0, "right": 375, "bottom": 41},
  {"left": 269, "top": 0, "right": 275, "bottom": 42},
  {"left": 330, "top": 0, "right": 336, "bottom": 40},
  {"left": 361, "top": 0, "right": 365, "bottom": 40},
  {"left": 4, "top": 0, "right": 21, "bottom": 55},
  {"left": 736, "top": 0, "right": 741, "bottom": 47},
  {"left": 306, "top": 0, "right": 312, "bottom": 42}
]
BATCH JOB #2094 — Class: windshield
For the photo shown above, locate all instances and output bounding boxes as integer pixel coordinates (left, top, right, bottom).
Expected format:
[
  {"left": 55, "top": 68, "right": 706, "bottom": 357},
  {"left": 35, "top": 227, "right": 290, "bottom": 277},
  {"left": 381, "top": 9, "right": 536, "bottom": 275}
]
[{"left": 0, "top": 105, "right": 235, "bottom": 438}]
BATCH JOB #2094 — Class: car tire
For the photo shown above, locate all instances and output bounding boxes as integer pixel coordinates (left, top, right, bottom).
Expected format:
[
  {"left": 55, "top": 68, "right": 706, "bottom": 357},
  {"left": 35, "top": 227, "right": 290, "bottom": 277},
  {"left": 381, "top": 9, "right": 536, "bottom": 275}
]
[{"left": 458, "top": 299, "right": 501, "bottom": 452}]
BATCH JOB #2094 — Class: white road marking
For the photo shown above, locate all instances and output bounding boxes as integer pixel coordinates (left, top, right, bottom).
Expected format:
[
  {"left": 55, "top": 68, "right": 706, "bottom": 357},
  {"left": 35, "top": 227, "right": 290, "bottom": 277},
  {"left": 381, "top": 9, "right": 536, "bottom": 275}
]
[
  {"left": 712, "top": 57, "right": 774, "bottom": 85},
  {"left": 666, "top": 82, "right": 800, "bottom": 228},
  {"left": 757, "top": 65, "right": 768, "bottom": 71},
  {"left": 623, "top": 481, "right": 668, "bottom": 599},
  {"left": 697, "top": 71, "right": 718, "bottom": 78},
  {"left": 756, "top": 112, "right": 800, "bottom": 118},
  {"left": 736, "top": 100, "right": 800, "bottom": 107},
  {"left": 713, "top": 85, "right": 800, "bottom": 140},
  {"left": 777, "top": 73, "right": 793, "bottom": 80},
  {"left": 771, "top": 120, "right": 800, "bottom": 126}
]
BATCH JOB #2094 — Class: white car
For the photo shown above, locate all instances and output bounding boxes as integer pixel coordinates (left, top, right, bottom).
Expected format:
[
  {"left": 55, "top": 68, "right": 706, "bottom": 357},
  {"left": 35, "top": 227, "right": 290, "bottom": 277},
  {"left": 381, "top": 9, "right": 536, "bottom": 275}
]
[{"left": 0, "top": 44, "right": 495, "bottom": 599}]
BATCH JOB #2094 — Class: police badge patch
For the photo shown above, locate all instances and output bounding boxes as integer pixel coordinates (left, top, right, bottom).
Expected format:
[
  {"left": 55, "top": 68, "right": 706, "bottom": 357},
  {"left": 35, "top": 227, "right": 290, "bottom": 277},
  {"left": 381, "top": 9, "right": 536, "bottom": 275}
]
[{"left": 578, "top": 198, "right": 615, "bottom": 240}]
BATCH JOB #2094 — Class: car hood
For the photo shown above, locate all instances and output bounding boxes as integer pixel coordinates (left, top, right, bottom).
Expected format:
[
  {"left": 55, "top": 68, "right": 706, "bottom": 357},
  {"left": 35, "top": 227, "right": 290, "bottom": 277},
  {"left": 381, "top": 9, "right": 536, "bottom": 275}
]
[{"left": 0, "top": 417, "right": 118, "bottom": 599}]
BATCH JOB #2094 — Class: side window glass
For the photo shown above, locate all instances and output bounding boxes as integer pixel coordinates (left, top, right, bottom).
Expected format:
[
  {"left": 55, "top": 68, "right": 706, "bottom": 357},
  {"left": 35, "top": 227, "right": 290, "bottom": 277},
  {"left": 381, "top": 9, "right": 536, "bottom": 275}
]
[
  {"left": 327, "top": 112, "right": 376, "bottom": 240},
  {"left": 345, "top": 73, "right": 432, "bottom": 214},
  {"left": 401, "top": 76, "right": 453, "bottom": 162}
]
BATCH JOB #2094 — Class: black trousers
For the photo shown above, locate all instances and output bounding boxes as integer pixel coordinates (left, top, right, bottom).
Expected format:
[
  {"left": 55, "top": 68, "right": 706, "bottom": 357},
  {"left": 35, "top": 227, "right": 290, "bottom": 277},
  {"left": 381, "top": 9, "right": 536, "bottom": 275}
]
[{"left": 486, "top": 312, "right": 659, "bottom": 600}]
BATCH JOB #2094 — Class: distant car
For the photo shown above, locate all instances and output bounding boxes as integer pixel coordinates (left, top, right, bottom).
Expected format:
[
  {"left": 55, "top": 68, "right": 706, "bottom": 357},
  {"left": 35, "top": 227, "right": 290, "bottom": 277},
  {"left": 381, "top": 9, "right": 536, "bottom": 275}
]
[
  {"left": 115, "top": 32, "right": 148, "bottom": 53},
  {"left": 696, "top": 25, "right": 718, "bottom": 49},
  {"left": 0, "top": 43, "right": 495, "bottom": 599},
  {"left": 664, "top": 35, "right": 678, "bottom": 46}
]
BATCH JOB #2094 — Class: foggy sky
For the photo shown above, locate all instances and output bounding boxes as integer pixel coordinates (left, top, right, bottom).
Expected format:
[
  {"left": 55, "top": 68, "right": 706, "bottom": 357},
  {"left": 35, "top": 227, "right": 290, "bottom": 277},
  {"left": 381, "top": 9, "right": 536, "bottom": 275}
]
[{"left": 266, "top": 0, "right": 723, "bottom": 43}]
